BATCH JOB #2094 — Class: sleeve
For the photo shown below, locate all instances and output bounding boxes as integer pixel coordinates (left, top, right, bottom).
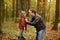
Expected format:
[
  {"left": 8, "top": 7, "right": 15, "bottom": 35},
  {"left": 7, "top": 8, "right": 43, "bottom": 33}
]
[
  {"left": 27, "top": 16, "right": 40, "bottom": 25},
  {"left": 24, "top": 17, "right": 27, "bottom": 31}
]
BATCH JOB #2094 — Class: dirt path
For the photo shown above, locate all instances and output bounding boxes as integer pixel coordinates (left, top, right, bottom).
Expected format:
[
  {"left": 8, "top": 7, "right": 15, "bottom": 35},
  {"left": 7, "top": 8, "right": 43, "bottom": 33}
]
[{"left": 0, "top": 34, "right": 18, "bottom": 40}]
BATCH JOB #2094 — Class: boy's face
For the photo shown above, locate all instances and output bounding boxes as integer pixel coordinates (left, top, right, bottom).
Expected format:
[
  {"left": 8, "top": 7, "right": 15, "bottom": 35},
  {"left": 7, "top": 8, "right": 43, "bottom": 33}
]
[{"left": 20, "top": 11, "right": 26, "bottom": 16}]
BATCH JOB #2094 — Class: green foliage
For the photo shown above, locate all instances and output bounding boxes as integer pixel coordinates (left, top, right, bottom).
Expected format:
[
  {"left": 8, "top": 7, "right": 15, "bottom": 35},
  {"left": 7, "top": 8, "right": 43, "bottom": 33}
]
[
  {"left": 2, "top": 28, "right": 18, "bottom": 36},
  {"left": 24, "top": 26, "right": 36, "bottom": 37},
  {"left": 0, "top": 0, "right": 60, "bottom": 38},
  {"left": 2, "top": 20, "right": 36, "bottom": 37}
]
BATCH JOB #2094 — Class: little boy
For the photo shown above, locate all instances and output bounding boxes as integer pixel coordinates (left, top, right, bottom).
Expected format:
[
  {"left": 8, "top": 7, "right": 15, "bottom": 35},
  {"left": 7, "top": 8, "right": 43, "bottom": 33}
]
[{"left": 18, "top": 10, "right": 27, "bottom": 40}]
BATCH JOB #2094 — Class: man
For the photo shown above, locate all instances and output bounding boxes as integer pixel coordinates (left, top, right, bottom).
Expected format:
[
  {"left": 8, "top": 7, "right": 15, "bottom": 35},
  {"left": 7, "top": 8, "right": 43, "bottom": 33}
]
[{"left": 26, "top": 9, "right": 46, "bottom": 40}]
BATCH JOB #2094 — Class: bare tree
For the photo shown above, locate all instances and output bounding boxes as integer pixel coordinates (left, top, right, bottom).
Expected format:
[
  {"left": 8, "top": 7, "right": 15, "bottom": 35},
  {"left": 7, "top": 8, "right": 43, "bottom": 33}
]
[
  {"left": 0, "top": 0, "right": 4, "bottom": 34},
  {"left": 27, "top": 0, "right": 30, "bottom": 17},
  {"left": 2, "top": 0, "right": 5, "bottom": 23},
  {"left": 37, "top": 0, "right": 41, "bottom": 15},
  {"left": 6, "top": 2, "right": 8, "bottom": 21},
  {"left": 12, "top": 0, "right": 15, "bottom": 21},
  {"left": 16, "top": 0, "right": 19, "bottom": 17},
  {"left": 0, "top": 0, "right": 2, "bottom": 34},
  {"left": 42, "top": 0, "right": 46, "bottom": 20},
  {"left": 52, "top": 0, "right": 59, "bottom": 30},
  {"left": 20, "top": 0, "right": 30, "bottom": 16}
]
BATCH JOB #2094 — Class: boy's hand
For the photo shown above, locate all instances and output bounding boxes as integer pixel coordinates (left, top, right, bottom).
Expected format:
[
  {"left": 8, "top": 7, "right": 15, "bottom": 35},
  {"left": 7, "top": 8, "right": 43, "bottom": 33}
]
[
  {"left": 24, "top": 27, "right": 27, "bottom": 32},
  {"left": 25, "top": 19, "right": 28, "bottom": 22}
]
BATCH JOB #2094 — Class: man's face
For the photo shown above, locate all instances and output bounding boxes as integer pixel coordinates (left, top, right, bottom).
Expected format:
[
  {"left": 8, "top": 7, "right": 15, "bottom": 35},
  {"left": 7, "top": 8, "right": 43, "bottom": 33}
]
[{"left": 29, "top": 10, "right": 33, "bottom": 16}]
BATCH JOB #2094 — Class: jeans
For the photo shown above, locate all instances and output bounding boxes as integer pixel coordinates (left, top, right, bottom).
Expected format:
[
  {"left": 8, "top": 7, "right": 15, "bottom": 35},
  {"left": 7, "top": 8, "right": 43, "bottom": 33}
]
[{"left": 36, "top": 29, "right": 45, "bottom": 40}]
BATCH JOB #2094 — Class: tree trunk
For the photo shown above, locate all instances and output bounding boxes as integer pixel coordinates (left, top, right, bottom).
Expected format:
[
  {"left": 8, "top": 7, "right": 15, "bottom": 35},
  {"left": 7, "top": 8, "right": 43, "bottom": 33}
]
[
  {"left": 0, "top": 0, "right": 2, "bottom": 34},
  {"left": 59, "top": 0, "right": 60, "bottom": 22},
  {"left": 52, "top": 0, "right": 59, "bottom": 30},
  {"left": 37, "top": 0, "right": 41, "bottom": 15},
  {"left": 2, "top": 0, "right": 5, "bottom": 23},
  {"left": 16, "top": 0, "right": 18, "bottom": 17},
  {"left": 0, "top": 0, "right": 4, "bottom": 34},
  {"left": 12, "top": 0, "right": 15, "bottom": 21},
  {"left": 48, "top": 1, "right": 50, "bottom": 22},
  {"left": 27, "top": 0, "right": 30, "bottom": 17},
  {"left": 15, "top": 0, "right": 18, "bottom": 22},
  {"left": 20, "top": 0, "right": 30, "bottom": 17},
  {"left": 42, "top": 0, "right": 46, "bottom": 20},
  {"left": 6, "top": 2, "right": 8, "bottom": 21},
  {"left": 20, "top": 0, "right": 26, "bottom": 10}
]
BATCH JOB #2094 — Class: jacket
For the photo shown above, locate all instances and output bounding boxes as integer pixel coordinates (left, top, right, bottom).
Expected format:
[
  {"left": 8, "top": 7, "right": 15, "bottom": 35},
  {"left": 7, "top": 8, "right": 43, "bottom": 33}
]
[
  {"left": 19, "top": 16, "right": 27, "bottom": 31},
  {"left": 27, "top": 14, "right": 46, "bottom": 31}
]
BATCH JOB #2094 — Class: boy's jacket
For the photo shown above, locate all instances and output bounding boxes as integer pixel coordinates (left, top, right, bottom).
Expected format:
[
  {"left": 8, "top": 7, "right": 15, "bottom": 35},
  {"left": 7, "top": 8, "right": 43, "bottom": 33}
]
[{"left": 19, "top": 16, "right": 27, "bottom": 31}]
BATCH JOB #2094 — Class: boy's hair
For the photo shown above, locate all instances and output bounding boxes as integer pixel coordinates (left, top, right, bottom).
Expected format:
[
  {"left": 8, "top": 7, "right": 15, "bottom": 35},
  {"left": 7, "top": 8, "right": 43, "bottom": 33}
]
[
  {"left": 20, "top": 9, "right": 25, "bottom": 13},
  {"left": 20, "top": 9, "right": 26, "bottom": 16}
]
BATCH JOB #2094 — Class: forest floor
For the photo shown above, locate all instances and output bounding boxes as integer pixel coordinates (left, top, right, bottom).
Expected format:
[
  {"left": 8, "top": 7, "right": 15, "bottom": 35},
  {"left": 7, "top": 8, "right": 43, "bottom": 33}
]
[{"left": 0, "top": 22, "right": 60, "bottom": 40}]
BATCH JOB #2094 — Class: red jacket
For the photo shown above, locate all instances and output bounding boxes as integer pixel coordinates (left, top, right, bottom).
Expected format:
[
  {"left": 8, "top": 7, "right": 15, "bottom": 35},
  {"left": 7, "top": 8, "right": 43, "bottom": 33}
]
[{"left": 19, "top": 16, "right": 27, "bottom": 31}]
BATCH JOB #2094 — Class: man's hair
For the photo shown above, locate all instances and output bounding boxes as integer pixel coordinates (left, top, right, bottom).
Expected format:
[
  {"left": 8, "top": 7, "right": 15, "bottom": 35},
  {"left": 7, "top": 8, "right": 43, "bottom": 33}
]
[{"left": 29, "top": 8, "right": 36, "bottom": 14}]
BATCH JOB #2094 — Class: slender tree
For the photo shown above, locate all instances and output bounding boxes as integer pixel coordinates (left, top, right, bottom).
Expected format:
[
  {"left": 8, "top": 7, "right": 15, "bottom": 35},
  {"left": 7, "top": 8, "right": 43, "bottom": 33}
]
[
  {"left": 20, "top": 0, "right": 25, "bottom": 10},
  {"left": 42, "top": 0, "right": 46, "bottom": 20},
  {"left": 12, "top": 0, "right": 15, "bottom": 21},
  {"left": 59, "top": 0, "right": 60, "bottom": 22},
  {"left": 37, "top": 0, "right": 46, "bottom": 20},
  {"left": 37, "top": 0, "right": 41, "bottom": 15},
  {"left": 0, "top": 0, "right": 4, "bottom": 34},
  {"left": 27, "top": 0, "right": 30, "bottom": 17},
  {"left": 52, "top": 0, "right": 59, "bottom": 30},
  {"left": 16, "top": 0, "right": 19, "bottom": 17},
  {"left": 20, "top": 0, "right": 30, "bottom": 16},
  {"left": 6, "top": 2, "right": 8, "bottom": 21},
  {"left": 48, "top": 0, "right": 50, "bottom": 22},
  {"left": 2, "top": 0, "right": 5, "bottom": 23},
  {"left": 0, "top": 0, "right": 2, "bottom": 34},
  {"left": 15, "top": 0, "right": 19, "bottom": 22}
]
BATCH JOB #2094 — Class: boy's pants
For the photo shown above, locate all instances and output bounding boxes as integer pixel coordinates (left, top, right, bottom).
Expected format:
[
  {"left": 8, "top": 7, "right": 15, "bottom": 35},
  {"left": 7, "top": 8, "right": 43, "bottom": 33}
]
[
  {"left": 36, "top": 29, "right": 45, "bottom": 40},
  {"left": 18, "top": 30, "right": 24, "bottom": 40}
]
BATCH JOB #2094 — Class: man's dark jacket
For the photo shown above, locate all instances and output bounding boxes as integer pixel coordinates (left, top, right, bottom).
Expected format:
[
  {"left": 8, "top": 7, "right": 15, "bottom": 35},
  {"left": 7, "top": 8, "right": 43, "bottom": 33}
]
[{"left": 27, "top": 14, "right": 46, "bottom": 32}]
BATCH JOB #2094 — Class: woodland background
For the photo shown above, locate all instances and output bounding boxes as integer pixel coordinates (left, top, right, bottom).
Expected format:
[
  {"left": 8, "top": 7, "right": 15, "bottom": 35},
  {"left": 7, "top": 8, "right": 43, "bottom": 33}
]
[{"left": 0, "top": 0, "right": 60, "bottom": 40}]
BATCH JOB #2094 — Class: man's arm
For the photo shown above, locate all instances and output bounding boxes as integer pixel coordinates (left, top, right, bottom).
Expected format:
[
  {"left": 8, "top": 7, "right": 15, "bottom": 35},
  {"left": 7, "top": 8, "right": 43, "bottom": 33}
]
[{"left": 27, "top": 16, "right": 40, "bottom": 25}]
